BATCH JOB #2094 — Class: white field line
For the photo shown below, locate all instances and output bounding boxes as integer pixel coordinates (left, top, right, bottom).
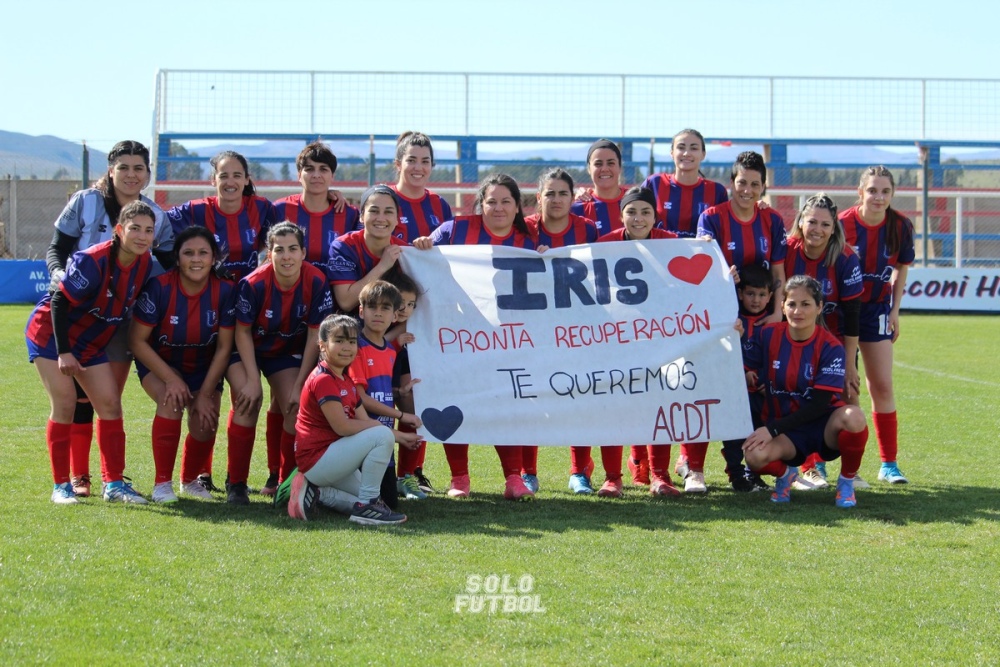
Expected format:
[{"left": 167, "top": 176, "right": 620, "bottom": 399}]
[{"left": 895, "top": 362, "right": 1000, "bottom": 388}]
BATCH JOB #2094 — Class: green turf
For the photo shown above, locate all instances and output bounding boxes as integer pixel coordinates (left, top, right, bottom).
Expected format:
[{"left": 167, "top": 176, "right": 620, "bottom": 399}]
[{"left": 1, "top": 306, "right": 998, "bottom": 665}]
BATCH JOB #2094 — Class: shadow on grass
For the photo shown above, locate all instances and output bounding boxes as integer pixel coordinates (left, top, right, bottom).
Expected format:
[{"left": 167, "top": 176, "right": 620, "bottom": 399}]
[{"left": 117, "top": 481, "right": 1000, "bottom": 535}]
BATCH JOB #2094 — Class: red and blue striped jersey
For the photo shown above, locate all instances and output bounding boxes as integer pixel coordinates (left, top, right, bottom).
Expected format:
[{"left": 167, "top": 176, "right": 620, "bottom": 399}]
[
  {"left": 273, "top": 193, "right": 361, "bottom": 270},
  {"left": 697, "top": 202, "right": 788, "bottom": 270},
  {"left": 570, "top": 187, "right": 627, "bottom": 235},
  {"left": 167, "top": 196, "right": 278, "bottom": 281},
  {"left": 738, "top": 309, "right": 769, "bottom": 391},
  {"left": 526, "top": 213, "right": 599, "bottom": 248},
  {"left": 641, "top": 173, "right": 728, "bottom": 237},
  {"left": 234, "top": 260, "right": 333, "bottom": 358},
  {"left": 839, "top": 206, "right": 916, "bottom": 304},
  {"left": 783, "top": 237, "right": 863, "bottom": 337},
  {"left": 744, "top": 322, "right": 846, "bottom": 423},
  {"left": 132, "top": 270, "right": 237, "bottom": 375},
  {"left": 429, "top": 215, "right": 537, "bottom": 249},
  {"left": 295, "top": 362, "right": 359, "bottom": 473},
  {"left": 327, "top": 230, "right": 409, "bottom": 286},
  {"left": 390, "top": 185, "right": 453, "bottom": 243},
  {"left": 26, "top": 240, "right": 152, "bottom": 364},
  {"left": 596, "top": 228, "right": 678, "bottom": 243},
  {"left": 348, "top": 333, "right": 397, "bottom": 430}
]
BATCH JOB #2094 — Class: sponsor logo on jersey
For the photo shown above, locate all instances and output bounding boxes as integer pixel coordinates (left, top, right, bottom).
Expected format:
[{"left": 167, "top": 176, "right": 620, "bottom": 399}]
[
  {"left": 727, "top": 242, "right": 737, "bottom": 251},
  {"left": 328, "top": 255, "right": 355, "bottom": 273},
  {"left": 772, "top": 360, "right": 781, "bottom": 369},
  {"left": 265, "top": 309, "right": 274, "bottom": 319},
  {"left": 236, "top": 295, "right": 251, "bottom": 315},
  {"left": 68, "top": 266, "right": 90, "bottom": 291}
]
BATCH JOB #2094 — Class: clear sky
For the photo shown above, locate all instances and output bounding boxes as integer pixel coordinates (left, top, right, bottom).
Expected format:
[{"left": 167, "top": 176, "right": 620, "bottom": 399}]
[{"left": 3, "top": 0, "right": 997, "bottom": 152}]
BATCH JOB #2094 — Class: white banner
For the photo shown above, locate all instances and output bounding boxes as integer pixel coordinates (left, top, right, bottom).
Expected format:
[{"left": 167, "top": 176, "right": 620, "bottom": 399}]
[
  {"left": 903, "top": 268, "right": 1000, "bottom": 312},
  {"left": 399, "top": 240, "right": 753, "bottom": 446}
]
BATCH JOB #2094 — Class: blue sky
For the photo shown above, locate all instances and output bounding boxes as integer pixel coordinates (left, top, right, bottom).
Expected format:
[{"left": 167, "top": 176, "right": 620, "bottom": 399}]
[{"left": 3, "top": 0, "right": 997, "bottom": 153}]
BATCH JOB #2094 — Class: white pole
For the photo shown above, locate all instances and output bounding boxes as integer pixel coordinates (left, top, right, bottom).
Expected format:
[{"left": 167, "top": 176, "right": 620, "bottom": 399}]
[{"left": 955, "top": 196, "right": 963, "bottom": 268}]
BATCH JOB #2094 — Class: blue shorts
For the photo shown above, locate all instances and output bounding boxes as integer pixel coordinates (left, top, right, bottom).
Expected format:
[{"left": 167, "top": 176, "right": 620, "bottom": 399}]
[
  {"left": 258, "top": 354, "right": 303, "bottom": 378},
  {"left": 859, "top": 302, "right": 893, "bottom": 343},
  {"left": 773, "top": 412, "right": 840, "bottom": 467},
  {"left": 26, "top": 335, "right": 108, "bottom": 367},
  {"left": 135, "top": 361, "right": 224, "bottom": 394}
]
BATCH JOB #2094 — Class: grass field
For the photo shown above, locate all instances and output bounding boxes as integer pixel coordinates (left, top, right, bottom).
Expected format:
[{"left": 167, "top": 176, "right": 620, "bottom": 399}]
[{"left": 1, "top": 305, "right": 998, "bottom": 665}]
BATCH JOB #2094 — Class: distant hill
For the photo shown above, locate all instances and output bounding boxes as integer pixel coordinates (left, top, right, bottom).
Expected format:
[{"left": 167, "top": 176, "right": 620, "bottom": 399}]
[{"left": 0, "top": 130, "right": 107, "bottom": 180}]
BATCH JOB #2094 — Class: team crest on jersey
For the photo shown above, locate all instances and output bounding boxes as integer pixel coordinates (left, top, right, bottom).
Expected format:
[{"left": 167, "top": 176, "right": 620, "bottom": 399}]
[
  {"left": 429, "top": 215, "right": 440, "bottom": 226},
  {"left": 205, "top": 310, "right": 217, "bottom": 327},
  {"left": 137, "top": 293, "right": 155, "bottom": 315},
  {"left": 822, "top": 279, "right": 834, "bottom": 295},
  {"left": 296, "top": 304, "right": 308, "bottom": 318},
  {"left": 245, "top": 229, "right": 257, "bottom": 245},
  {"left": 804, "top": 363, "right": 814, "bottom": 380},
  {"left": 698, "top": 203, "right": 709, "bottom": 215},
  {"left": 67, "top": 266, "right": 90, "bottom": 291},
  {"left": 759, "top": 238, "right": 769, "bottom": 254},
  {"left": 236, "top": 295, "right": 251, "bottom": 315},
  {"left": 169, "top": 315, "right": 179, "bottom": 325}
]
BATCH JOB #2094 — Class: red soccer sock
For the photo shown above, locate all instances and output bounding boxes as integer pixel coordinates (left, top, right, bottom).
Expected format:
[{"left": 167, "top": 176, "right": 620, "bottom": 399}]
[
  {"left": 69, "top": 422, "right": 93, "bottom": 478},
  {"left": 181, "top": 434, "right": 215, "bottom": 484},
  {"left": 647, "top": 444, "right": 672, "bottom": 478},
  {"left": 47, "top": 420, "right": 72, "bottom": 484},
  {"left": 415, "top": 437, "right": 428, "bottom": 468},
  {"left": 494, "top": 445, "right": 524, "bottom": 478},
  {"left": 96, "top": 418, "right": 126, "bottom": 483},
  {"left": 600, "top": 445, "right": 624, "bottom": 479},
  {"left": 630, "top": 444, "right": 648, "bottom": 464},
  {"left": 396, "top": 422, "right": 419, "bottom": 477},
  {"left": 681, "top": 442, "right": 708, "bottom": 472},
  {"left": 443, "top": 443, "right": 469, "bottom": 476},
  {"left": 151, "top": 415, "right": 182, "bottom": 484},
  {"left": 873, "top": 411, "right": 898, "bottom": 463},
  {"left": 521, "top": 446, "right": 538, "bottom": 476},
  {"left": 754, "top": 460, "right": 788, "bottom": 478},
  {"left": 227, "top": 421, "right": 256, "bottom": 485},
  {"left": 838, "top": 426, "right": 869, "bottom": 478},
  {"left": 801, "top": 452, "right": 822, "bottom": 472},
  {"left": 278, "top": 429, "right": 296, "bottom": 483},
  {"left": 265, "top": 410, "right": 283, "bottom": 475},
  {"left": 569, "top": 446, "right": 592, "bottom": 475}
]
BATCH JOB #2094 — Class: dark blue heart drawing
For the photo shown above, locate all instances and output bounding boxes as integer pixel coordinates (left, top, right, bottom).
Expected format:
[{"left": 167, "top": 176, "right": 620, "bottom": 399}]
[{"left": 421, "top": 406, "right": 464, "bottom": 442}]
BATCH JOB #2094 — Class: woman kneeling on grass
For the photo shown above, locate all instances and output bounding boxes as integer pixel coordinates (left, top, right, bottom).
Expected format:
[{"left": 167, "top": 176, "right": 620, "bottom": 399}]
[
  {"left": 286, "top": 314, "right": 407, "bottom": 525},
  {"left": 741, "top": 275, "right": 869, "bottom": 508}
]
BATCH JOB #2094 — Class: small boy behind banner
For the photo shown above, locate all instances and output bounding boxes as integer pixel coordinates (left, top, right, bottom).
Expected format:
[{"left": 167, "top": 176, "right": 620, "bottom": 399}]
[{"left": 349, "top": 281, "right": 422, "bottom": 510}]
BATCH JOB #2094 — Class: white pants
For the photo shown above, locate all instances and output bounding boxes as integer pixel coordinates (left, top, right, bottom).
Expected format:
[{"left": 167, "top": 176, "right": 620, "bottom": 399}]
[{"left": 304, "top": 425, "right": 394, "bottom": 506}]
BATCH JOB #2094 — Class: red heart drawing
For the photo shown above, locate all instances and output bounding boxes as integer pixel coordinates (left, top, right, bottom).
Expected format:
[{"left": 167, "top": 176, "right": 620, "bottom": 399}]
[{"left": 667, "top": 254, "right": 713, "bottom": 285}]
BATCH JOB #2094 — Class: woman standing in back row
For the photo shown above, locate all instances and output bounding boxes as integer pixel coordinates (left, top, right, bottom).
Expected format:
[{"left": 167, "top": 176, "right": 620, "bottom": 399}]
[{"left": 838, "top": 166, "right": 915, "bottom": 484}]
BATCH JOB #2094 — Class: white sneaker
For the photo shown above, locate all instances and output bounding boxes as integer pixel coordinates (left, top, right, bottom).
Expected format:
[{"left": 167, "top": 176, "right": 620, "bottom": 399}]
[
  {"left": 793, "top": 468, "right": 829, "bottom": 491},
  {"left": 684, "top": 471, "right": 707, "bottom": 493},
  {"left": 51, "top": 482, "right": 79, "bottom": 505},
  {"left": 152, "top": 481, "right": 179, "bottom": 504},
  {"left": 103, "top": 480, "right": 148, "bottom": 504},
  {"left": 180, "top": 479, "right": 214, "bottom": 500}
]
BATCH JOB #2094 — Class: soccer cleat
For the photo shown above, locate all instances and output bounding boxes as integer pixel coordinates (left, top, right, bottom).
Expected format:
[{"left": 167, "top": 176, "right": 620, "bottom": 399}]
[
  {"left": 197, "top": 474, "right": 223, "bottom": 493},
  {"left": 650, "top": 475, "right": 681, "bottom": 497},
  {"left": 51, "top": 482, "right": 79, "bottom": 505},
  {"left": 793, "top": 468, "right": 829, "bottom": 491},
  {"left": 835, "top": 475, "right": 857, "bottom": 508},
  {"left": 771, "top": 466, "right": 798, "bottom": 503},
  {"left": 273, "top": 474, "right": 294, "bottom": 507},
  {"left": 399, "top": 475, "right": 428, "bottom": 500},
  {"left": 521, "top": 473, "right": 540, "bottom": 494},
  {"left": 349, "top": 498, "right": 407, "bottom": 526},
  {"left": 504, "top": 474, "right": 534, "bottom": 501},
  {"left": 814, "top": 461, "right": 828, "bottom": 480},
  {"left": 597, "top": 477, "right": 624, "bottom": 498},
  {"left": 748, "top": 472, "right": 771, "bottom": 491},
  {"left": 226, "top": 481, "right": 250, "bottom": 506},
  {"left": 730, "top": 473, "right": 755, "bottom": 493},
  {"left": 71, "top": 474, "right": 92, "bottom": 497},
  {"left": 413, "top": 467, "right": 435, "bottom": 494},
  {"left": 288, "top": 471, "right": 318, "bottom": 521},
  {"left": 674, "top": 456, "right": 690, "bottom": 480},
  {"left": 627, "top": 458, "right": 650, "bottom": 486},
  {"left": 259, "top": 472, "right": 280, "bottom": 497},
  {"left": 103, "top": 479, "right": 148, "bottom": 504},
  {"left": 180, "top": 479, "right": 214, "bottom": 500},
  {"left": 877, "top": 462, "right": 909, "bottom": 484},
  {"left": 568, "top": 473, "right": 594, "bottom": 495},
  {"left": 152, "top": 481, "right": 179, "bottom": 504},
  {"left": 684, "top": 471, "right": 707, "bottom": 494},
  {"left": 446, "top": 474, "right": 471, "bottom": 499},
  {"left": 852, "top": 474, "right": 871, "bottom": 489}
]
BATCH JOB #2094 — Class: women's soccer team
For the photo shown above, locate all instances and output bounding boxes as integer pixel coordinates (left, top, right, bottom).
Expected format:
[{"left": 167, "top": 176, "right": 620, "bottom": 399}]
[{"left": 26, "top": 130, "right": 915, "bottom": 525}]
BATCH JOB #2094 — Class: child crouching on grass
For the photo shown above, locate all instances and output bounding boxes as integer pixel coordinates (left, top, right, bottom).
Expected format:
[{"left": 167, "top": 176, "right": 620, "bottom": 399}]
[{"left": 285, "top": 313, "right": 406, "bottom": 525}]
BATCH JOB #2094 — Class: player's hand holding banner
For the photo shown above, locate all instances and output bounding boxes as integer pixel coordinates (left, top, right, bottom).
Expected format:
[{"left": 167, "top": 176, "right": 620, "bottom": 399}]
[{"left": 399, "top": 240, "right": 753, "bottom": 446}]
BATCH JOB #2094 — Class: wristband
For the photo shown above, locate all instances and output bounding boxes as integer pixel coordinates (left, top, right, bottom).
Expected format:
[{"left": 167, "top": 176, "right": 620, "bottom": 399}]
[{"left": 768, "top": 425, "right": 781, "bottom": 438}]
